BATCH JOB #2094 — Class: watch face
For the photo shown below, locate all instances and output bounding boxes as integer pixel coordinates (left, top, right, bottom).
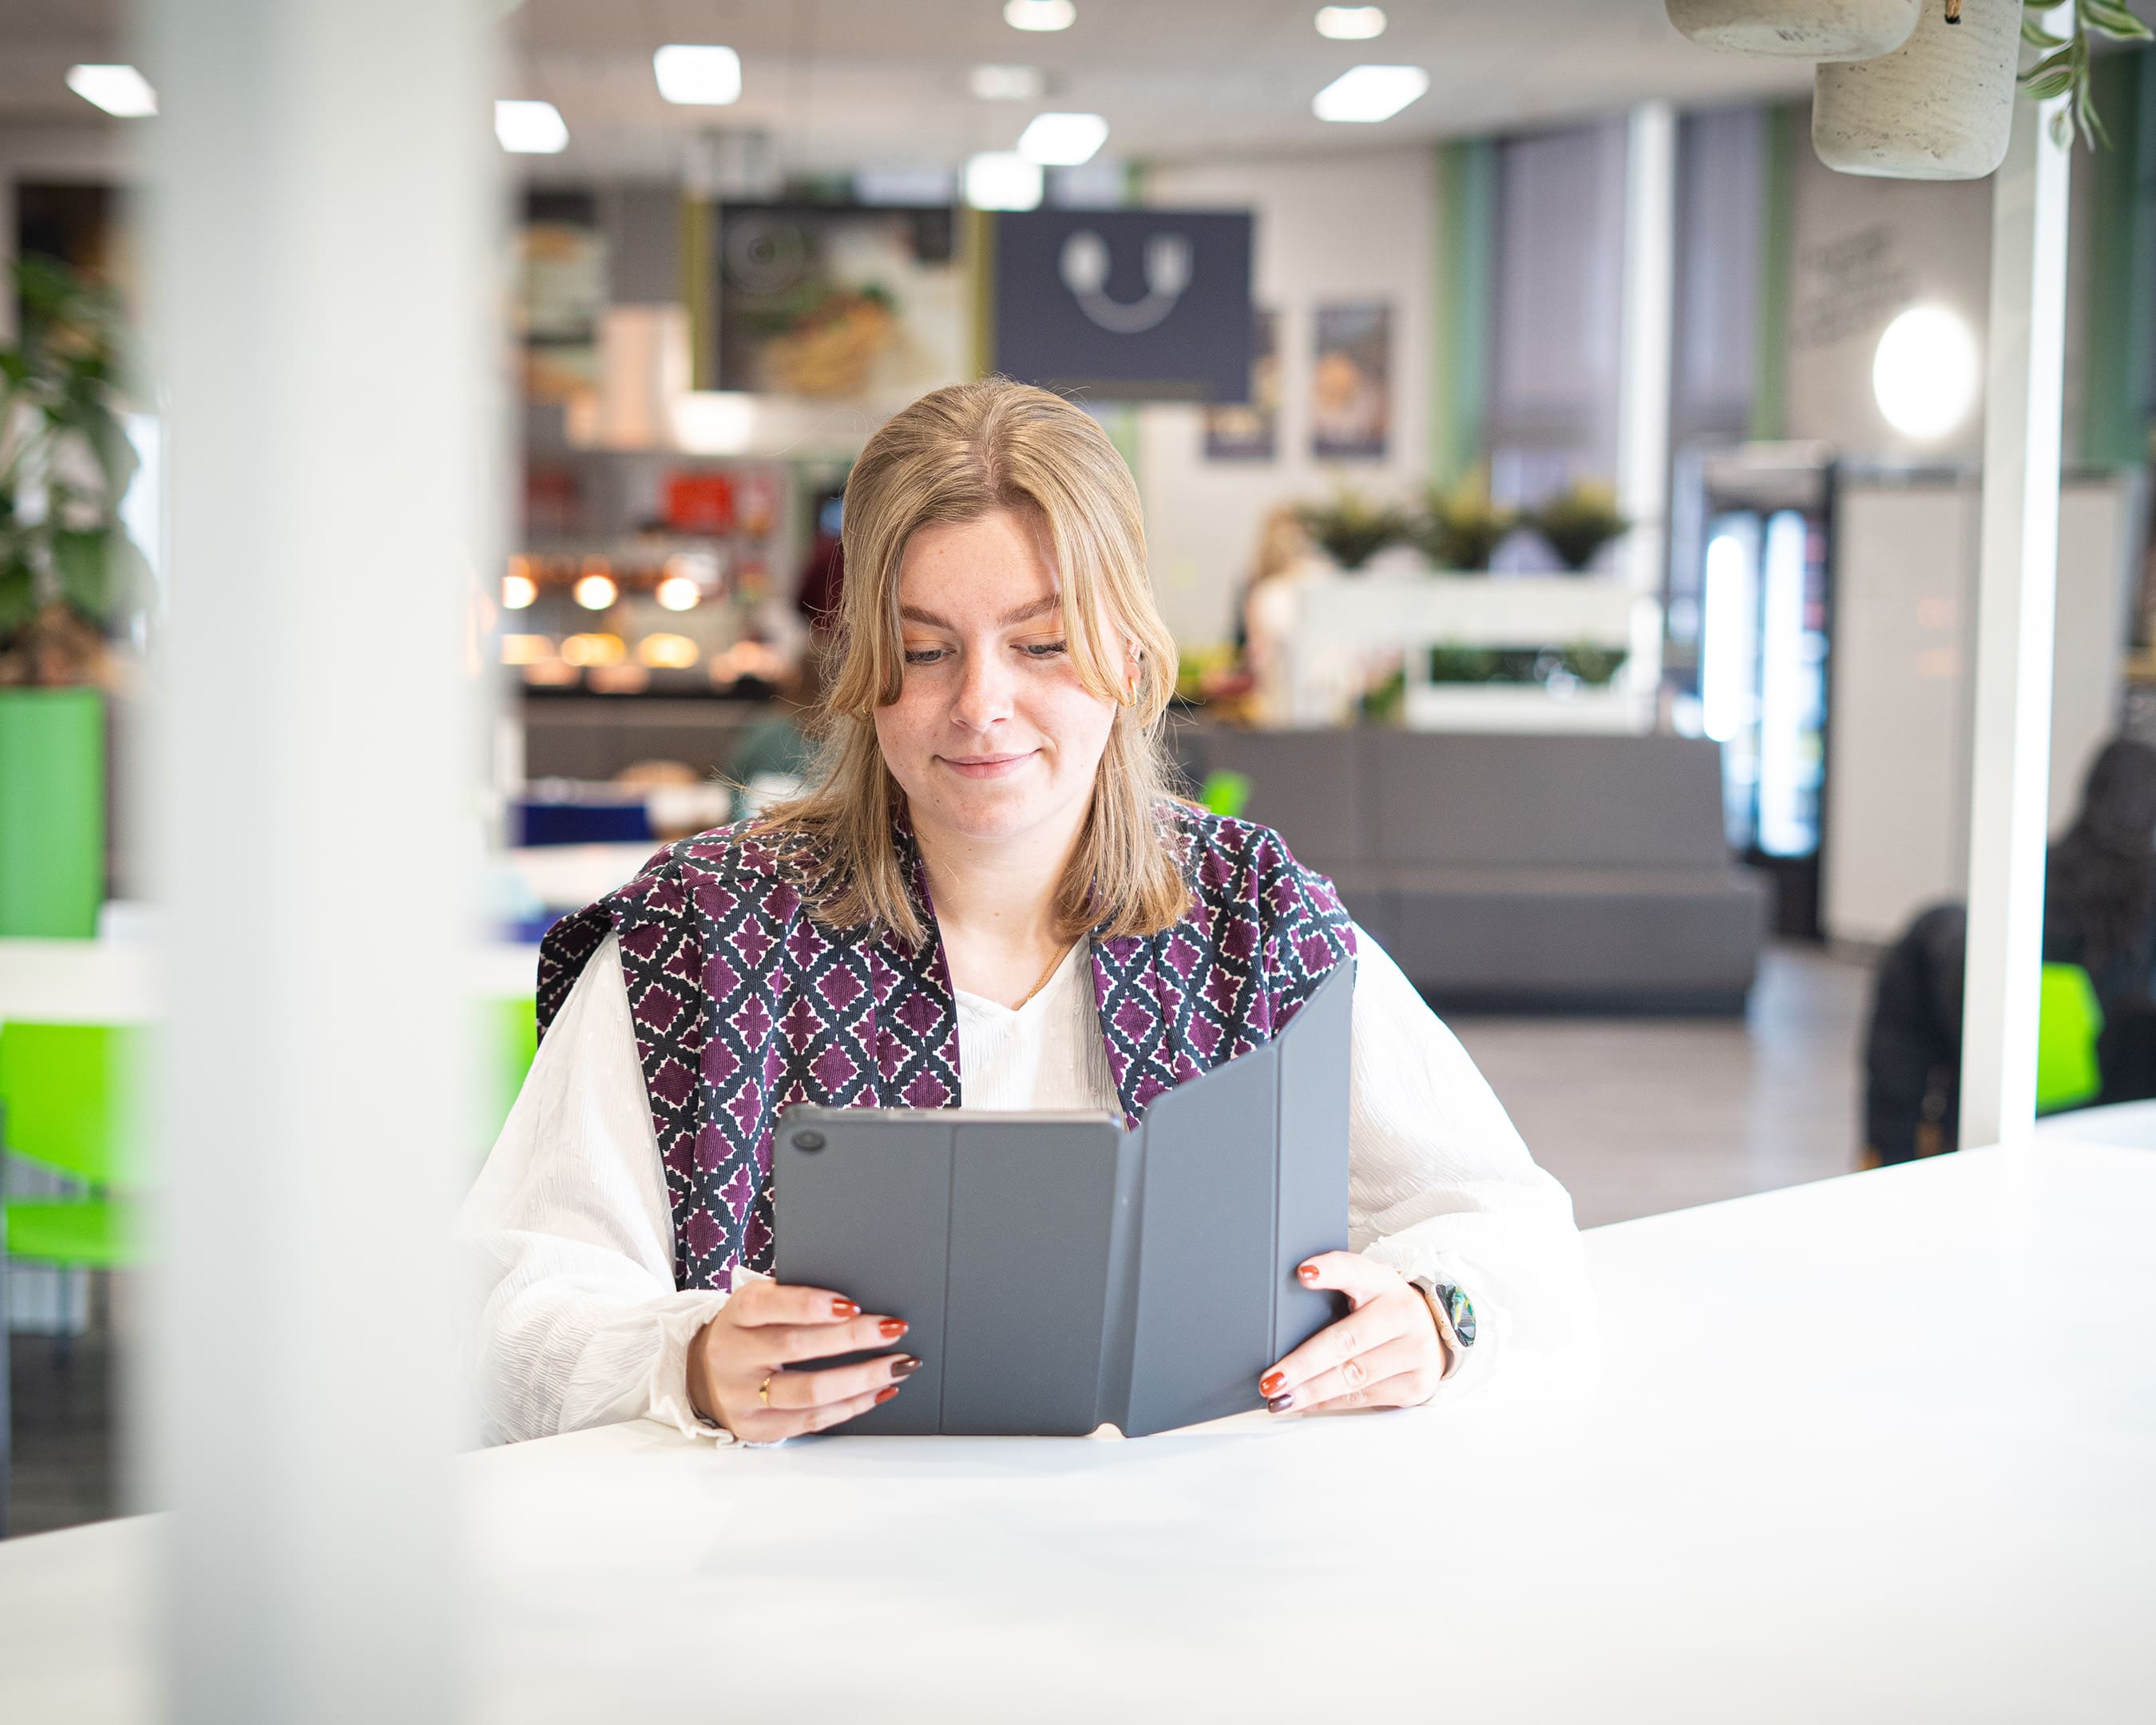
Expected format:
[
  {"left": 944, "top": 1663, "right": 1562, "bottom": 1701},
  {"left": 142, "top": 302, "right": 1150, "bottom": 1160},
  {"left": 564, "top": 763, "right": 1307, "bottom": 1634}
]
[{"left": 1438, "top": 1283, "right": 1476, "bottom": 1347}]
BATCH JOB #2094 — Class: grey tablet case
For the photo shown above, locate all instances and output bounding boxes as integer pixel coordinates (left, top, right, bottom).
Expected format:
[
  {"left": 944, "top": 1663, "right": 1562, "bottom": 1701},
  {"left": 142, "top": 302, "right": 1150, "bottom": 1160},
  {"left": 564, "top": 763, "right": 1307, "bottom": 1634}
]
[{"left": 774, "top": 958, "right": 1353, "bottom": 1437}]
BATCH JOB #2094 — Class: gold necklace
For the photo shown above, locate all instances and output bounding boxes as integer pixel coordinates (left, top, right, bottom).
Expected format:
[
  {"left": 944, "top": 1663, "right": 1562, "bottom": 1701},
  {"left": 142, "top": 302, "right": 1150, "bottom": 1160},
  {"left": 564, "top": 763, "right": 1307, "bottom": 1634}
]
[{"left": 1012, "top": 941, "right": 1074, "bottom": 1010}]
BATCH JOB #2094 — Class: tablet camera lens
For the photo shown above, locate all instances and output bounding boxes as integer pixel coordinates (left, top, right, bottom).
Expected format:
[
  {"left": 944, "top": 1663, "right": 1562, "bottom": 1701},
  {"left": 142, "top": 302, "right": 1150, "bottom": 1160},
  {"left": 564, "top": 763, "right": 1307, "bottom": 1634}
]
[{"left": 792, "top": 1130, "right": 826, "bottom": 1152}]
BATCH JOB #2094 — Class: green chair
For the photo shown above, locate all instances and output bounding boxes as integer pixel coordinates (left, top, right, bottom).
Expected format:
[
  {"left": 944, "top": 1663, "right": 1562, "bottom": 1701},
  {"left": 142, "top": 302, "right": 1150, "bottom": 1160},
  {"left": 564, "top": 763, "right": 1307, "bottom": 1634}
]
[
  {"left": 1199, "top": 769, "right": 1253, "bottom": 819},
  {"left": 2035, "top": 962, "right": 2105, "bottom": 1116},
  {"left": 1, "top": 1021, "right": 143, "bottom": 1537},
  {"left": 485, "top": 995, "right": 540, "bottom": 1145},
  {"left": 0, "top": 1021, "right": 143, "bottom": 1273}
]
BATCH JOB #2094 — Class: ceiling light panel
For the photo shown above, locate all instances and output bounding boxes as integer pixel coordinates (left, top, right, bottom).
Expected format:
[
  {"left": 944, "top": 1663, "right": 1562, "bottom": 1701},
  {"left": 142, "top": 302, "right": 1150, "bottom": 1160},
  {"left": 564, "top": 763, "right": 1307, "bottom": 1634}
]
[
  {"left": 971, "top": 64, "right": 1045, "bottom": 101},
  {"left": 965, "top": 152, "right": 1044, "bottom": 211},
  {"left": 1311, "top": 64, "right": 1429, "bottom": 123},
  {"left": 653, "top": 44, "right": 741, "bottom": 106},
  {"left": 1315, "top": 6, "right": 1387, "bottom": 39},
  {"left": 65, "top": 64, "right": 158, "bottom": 118},
  {"left": 1017, "top": 111, "right": 1108, "bottom": 166},
  {"left": 1005, "top": 0, "right": 1076, "bottom": 32},
  {"left": 495, "top": 99, "right": 569, "bottom": 153}
]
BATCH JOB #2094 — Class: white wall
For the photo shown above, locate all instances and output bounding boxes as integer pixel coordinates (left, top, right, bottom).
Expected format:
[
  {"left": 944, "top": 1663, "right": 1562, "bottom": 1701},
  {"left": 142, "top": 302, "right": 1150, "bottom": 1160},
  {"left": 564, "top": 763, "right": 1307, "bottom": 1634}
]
[
  {"left": 1137, "top": 147, "right": 1437, "bottom": 649},
  {"left": 1783, "top": 137, "right": 1994, "bottom": 460}
]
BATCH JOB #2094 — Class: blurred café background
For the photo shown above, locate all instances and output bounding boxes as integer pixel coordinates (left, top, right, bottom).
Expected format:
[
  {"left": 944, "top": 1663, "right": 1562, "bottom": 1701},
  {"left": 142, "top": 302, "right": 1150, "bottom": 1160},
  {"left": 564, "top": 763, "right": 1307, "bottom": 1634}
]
[{"left": 1, "top": 0, "right": 2150, "bottom": 1542}]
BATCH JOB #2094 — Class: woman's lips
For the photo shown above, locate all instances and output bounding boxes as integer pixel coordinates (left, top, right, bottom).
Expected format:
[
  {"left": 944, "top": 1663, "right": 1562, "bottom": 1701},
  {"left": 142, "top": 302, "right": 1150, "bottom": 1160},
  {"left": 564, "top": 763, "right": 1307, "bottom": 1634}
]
[{"left": 939, "top": 750, "right": 1036, "bottom": 779}]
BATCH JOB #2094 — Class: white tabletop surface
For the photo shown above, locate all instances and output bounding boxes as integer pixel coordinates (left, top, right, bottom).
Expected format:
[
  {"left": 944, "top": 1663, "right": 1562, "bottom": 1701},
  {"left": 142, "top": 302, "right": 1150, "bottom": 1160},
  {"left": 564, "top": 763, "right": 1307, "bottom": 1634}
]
[
  {"left": 5, "top": 1140, "right": 2153, "bottom": 1723},
  {"left": 2035, "top": 1096, "right": 2156, "bottom": 1151},
  {"left": 0, "top": 938, "right": 539, "bottom": 1025}
]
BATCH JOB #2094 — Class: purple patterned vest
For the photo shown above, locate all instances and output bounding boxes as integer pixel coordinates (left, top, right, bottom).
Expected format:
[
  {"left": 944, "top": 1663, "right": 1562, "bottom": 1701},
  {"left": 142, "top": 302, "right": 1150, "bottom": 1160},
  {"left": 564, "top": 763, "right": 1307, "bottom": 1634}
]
[{"left": 537, "top": 803, "right": 1355, "bottom": 1291}]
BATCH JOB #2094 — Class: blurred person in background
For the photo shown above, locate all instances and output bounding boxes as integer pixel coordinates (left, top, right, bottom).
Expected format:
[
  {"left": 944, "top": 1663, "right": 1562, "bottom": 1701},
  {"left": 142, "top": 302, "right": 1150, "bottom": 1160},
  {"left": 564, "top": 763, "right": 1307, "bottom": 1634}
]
[
  {"left": 1239, "top": 503, "right": 1314, "bottom": 726},
  {"left": 461, "top": 379, "right": 1589, "bottom": 1445},
  {"left": 723, "top": 644, "right": 824, "bottom": 821},
  {"left": 1863, "top": 737, "right": 2156, "bottom": 1163}
]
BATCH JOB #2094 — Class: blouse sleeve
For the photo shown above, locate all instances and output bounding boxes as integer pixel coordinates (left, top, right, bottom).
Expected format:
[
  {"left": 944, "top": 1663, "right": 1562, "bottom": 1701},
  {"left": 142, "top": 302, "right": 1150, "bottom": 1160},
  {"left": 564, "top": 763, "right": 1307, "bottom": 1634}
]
[
  {"left": 457, "top": 932, "right": 733, "bottom": 1445},
  {"left": 1344, "top": 926, "right": 1597, "bottom": 1400}
]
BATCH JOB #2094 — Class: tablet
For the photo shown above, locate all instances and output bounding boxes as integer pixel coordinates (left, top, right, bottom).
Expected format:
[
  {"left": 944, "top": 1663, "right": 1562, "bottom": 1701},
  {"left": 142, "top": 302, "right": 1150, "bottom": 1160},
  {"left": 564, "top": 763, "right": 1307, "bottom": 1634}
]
[{"left": 775, "top": 958, "right": 1353, "bottom": 1436}]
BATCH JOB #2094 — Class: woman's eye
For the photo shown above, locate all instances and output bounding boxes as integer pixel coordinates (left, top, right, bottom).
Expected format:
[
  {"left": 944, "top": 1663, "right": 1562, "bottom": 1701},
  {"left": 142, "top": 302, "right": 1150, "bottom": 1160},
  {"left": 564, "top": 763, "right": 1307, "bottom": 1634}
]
[
  {"left": 1019, "top": 640, "right": 1069, "bottom": 659},
  {"left": 903, "top": 647, "right": 950, "bottom": 666}
]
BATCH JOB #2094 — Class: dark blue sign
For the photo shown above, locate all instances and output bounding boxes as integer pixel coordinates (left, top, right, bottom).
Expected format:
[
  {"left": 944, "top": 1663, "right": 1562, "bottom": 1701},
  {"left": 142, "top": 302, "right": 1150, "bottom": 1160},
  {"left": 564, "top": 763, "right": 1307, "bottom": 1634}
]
[{"left": 992, "top": 208, "right": 1254, "bottom": 403}]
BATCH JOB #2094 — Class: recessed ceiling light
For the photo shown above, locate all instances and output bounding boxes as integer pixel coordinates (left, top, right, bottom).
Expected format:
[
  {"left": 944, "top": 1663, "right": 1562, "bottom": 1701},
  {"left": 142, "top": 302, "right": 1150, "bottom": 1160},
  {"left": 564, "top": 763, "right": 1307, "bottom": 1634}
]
[
  {"left": 1017, "top": 111, "right": 1108, "bottom": 167},
  {"left": 653, "top": 44, "right": 741, "bottom": 106},
  {"left": 1315, "top": 6, "right": 1387, "bottom": 39},
  {"left": 1005, "top": 0, "right": 1076, "bottom": 32},
  {"left": 65, "top": 64, "right": 157, "bottom": 118},
  {"left": 965, "top": 152, "right": 1044, "bottom": 211},
  {"left": 495, "top": 99, "right": 569, "bottom": 153},
  {"left": 1311, "top": 64, "right": 1428, "bottom": 124},
  {"left": 971, "top": 64, "right": 1045, "bottom": 101}
]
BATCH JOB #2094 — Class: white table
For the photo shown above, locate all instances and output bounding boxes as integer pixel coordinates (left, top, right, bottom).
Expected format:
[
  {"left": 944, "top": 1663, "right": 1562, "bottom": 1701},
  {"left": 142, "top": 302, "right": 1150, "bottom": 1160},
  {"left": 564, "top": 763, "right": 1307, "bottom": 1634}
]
[
  {"left": 0, "top": 938, "right": 159, "bottom": 1025},
  {"left": 4, "top": 1141, "right": 2153, "bottom": 1722},
  {"left": 0, "top": 938, "right": 541, "bottom": 1025}
]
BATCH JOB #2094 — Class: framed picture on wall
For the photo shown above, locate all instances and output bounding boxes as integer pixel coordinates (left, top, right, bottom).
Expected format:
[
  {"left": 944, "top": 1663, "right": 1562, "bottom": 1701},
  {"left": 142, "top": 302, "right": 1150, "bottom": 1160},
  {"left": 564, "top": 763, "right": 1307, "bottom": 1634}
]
[
  {"left": 1203, "top": 308, "right": 1279, "bottom": 461},
  {"left": 1310, "top": 300, "right": 1390, "bottom": 460}
]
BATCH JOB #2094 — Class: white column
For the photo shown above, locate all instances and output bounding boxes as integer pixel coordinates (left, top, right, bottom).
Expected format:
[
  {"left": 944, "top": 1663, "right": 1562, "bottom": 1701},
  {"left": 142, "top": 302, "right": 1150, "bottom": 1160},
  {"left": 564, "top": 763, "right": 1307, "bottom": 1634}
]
[
  {"left": 1617, "top": 101, "right": 1678, "bottom": 721},
  {"left": 145, "top": 1, "right": 493, "bottom": 1719},
  {"left": 1960, "top": 77, "right": 2074, "bottom": 1151}
]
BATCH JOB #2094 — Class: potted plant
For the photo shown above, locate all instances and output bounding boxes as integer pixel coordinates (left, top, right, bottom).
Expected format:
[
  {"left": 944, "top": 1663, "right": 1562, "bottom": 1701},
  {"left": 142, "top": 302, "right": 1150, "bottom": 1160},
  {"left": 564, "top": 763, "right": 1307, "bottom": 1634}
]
[
  {"left": 1667, "top": 0, "right": 1918, "bottom": 60},
  {"left": 1813, "top": 0, "right": 2147, "bottom": 180},
  {"left": 1528, "top": 481, "right": 1631, "bottom": 573},
  {"left": 1297, "top": 486, "right": 1410, "bottom": 573},
  {"left": 1409, "top": 470, "right": 1518, "bottom": 573},
  {"left": 0, "top": 256, "right": 150, "bottom": 936}
]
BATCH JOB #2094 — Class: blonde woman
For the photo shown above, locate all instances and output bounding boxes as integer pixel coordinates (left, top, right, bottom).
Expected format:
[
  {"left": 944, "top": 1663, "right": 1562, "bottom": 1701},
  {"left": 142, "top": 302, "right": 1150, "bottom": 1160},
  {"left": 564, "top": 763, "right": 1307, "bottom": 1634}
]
[{"left": 464, "top": 379, "right": 1588, "bottom": 1444}]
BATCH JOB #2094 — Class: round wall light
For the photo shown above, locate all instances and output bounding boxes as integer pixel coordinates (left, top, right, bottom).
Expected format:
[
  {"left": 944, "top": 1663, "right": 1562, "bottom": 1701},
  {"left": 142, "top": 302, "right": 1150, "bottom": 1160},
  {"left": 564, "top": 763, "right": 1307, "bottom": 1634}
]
[
  {"left": 573, "top": 573, "right": 619, "bottom": 610},
  {"left": 655, "top": 574, "right": 702, "bottom": 612},
  {"left": 502, "top": 569, "right": 537, "bottom": 609},
  {"left": 1873, "top": 304, "right": 1980, "bottom": 441}
]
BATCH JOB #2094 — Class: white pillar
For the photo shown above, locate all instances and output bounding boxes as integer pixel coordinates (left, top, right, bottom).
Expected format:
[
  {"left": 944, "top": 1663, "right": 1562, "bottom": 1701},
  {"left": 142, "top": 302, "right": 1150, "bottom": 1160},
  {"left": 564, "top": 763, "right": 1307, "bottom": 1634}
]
[
  {"left": 1617, "top": 101, "right": 1677, "bottom": 720},
  {"left": 145, "top": 1, "right": 493, "bottom": 1719},
  {"left": 1960, "top": 76, "right": 2073, "bottom": 1151}
]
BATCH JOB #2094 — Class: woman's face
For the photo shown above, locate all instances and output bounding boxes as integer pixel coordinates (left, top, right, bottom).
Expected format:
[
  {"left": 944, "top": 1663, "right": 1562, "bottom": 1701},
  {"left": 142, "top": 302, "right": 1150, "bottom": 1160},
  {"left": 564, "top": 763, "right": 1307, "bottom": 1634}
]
[{"left": 874, "top": 508, "right": 1121, "bottom": 855}]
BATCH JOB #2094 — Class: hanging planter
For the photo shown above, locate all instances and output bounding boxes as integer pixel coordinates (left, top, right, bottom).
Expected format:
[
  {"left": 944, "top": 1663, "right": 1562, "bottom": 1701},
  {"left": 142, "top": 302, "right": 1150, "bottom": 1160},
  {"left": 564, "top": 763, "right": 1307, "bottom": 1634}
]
[
  {"left": 1812, "top": 0, "right": 2022, "bottom": 180},
  {"left": 1666, "top": 0, "right": 1918, "bottom": 61}
]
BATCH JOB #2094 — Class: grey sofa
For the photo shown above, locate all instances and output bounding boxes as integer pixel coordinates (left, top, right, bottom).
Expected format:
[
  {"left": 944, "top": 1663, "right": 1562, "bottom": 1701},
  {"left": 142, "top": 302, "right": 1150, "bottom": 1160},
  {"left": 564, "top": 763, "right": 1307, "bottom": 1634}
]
[{"left": 1174, "top": 728, "right": 1769, "bottom": 1013}]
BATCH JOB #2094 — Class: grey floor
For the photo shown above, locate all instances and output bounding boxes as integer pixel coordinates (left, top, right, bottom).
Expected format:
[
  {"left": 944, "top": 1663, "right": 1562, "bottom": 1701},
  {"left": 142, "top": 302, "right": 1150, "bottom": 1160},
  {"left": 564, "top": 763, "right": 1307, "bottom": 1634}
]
[
  {"left": 4, "top": 940, "right": 1874, "bottom": 1538},
  {"left": 1448, "top": 940, "right": 1872, "bottom": 1228}
]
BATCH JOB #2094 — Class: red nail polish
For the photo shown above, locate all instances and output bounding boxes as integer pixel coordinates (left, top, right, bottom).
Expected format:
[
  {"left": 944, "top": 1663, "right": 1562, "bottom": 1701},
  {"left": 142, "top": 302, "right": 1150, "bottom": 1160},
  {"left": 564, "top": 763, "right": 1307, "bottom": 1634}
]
[
  {"left": 874, "top": 1386, "right": 900, "bottom": 1405},
  {"left": 1259, "top": 1370, "right": 1285, "bottom": 1397},
  {"left": 1297, "top": 1264, "right": 1319, "bottom": 1286},
  {"left": 878, "top": 1318, "right": 908, "bottom": 1339},
  {"left": 832, "top": 1298, "right": 861, "bottom": 1318}
]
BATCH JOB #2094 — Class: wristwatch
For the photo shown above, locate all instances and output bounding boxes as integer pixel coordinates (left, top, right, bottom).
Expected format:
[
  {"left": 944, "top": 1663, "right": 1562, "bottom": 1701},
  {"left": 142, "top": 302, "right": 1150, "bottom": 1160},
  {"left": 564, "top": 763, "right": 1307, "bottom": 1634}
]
[{"left": 1410, "top": 1276, "right": 1476, "bottom": 1376}]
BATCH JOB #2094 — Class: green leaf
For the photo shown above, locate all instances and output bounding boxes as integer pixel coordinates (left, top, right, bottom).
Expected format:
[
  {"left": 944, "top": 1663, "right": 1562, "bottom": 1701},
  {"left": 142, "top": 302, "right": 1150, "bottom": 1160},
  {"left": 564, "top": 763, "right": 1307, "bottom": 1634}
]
[
  {"left": 2080, "top": 0, "right": 2152, "bottom": 41},
  {"left": 51, "top": 528, "right": 113, "bottom": 619},
  {"left": 2023, "top": 14, "right": 2070, "bottom": 45},
  {"left": 2023, "top": 65, "right": 2079, "bottom": 99},
  {"left": 0, "top": 555, "right": 34, "bottom": 636}
]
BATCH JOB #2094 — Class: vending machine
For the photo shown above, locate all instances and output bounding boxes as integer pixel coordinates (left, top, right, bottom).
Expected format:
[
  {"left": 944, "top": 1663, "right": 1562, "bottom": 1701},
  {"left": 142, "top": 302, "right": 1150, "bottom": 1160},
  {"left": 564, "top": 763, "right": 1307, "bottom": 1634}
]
[{"left": 1665, "top": 446, "right": 1835, "bottom": 937}]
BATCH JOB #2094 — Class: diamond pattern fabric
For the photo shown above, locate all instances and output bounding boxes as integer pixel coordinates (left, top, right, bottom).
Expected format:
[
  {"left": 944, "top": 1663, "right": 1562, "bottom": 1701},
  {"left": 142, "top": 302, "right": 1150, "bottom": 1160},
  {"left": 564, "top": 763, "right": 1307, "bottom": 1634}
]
[{"left": 537, "top": 806, "right": 1354, "bottom": 1291}]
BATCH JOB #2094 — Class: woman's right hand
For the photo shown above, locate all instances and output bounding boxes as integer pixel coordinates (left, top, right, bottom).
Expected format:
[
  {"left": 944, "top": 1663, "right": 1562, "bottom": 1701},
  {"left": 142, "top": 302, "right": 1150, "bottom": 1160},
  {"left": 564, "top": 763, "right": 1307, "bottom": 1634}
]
[{"left": 686, "top": 1279, "right": 919, "bottom": 1440}]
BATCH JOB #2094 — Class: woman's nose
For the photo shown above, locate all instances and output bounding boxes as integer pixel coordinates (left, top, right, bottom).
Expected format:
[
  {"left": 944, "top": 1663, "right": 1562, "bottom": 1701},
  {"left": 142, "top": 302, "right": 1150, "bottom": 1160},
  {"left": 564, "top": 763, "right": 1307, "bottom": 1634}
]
[{"left": 949, "top": 645, "right": 1015, "bottom": 732}]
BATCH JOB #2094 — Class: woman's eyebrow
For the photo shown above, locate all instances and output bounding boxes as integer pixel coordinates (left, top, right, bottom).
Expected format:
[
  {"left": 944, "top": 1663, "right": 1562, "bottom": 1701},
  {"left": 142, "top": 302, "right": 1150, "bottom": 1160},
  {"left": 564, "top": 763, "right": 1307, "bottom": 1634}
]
[{"left": 898, "top": 596, "right": 1062, "bottom": 629}]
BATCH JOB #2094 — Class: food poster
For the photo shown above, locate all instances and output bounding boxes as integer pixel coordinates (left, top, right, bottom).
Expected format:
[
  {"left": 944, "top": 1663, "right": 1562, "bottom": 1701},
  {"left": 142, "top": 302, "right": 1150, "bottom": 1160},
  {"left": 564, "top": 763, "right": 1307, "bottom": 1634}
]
[
  {"left": 517, "top": 192, "right": 607, "bottom": 404},
  {"left": 1204, "top": 308, "right": 1279, "bottom": 461},
  {"left": 715, "top": 204, "right": 965, "bottom": 402},
  {"left": 1310, "top": 300, "right": 1389, "bottom": 461}
]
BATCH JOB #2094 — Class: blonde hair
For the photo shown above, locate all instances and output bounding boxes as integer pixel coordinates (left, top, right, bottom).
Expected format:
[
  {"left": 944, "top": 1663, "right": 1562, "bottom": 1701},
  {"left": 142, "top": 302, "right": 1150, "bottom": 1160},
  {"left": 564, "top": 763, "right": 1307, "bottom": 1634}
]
[{"left": 760, "top": 379, "right": 1186, "bottom": 946}]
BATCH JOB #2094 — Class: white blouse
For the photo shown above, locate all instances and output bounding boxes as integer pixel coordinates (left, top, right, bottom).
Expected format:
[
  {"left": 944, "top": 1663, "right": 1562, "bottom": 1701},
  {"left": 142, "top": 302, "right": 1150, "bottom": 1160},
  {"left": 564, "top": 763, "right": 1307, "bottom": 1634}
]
[{"left": 459, "top": 926, "right": 1593, "bottom": 1446}]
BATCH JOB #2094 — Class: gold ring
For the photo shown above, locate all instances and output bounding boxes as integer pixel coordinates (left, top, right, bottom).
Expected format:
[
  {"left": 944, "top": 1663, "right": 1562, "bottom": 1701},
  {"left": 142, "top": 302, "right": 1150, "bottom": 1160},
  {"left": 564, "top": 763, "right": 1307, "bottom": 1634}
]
[{"left": 759, "top": 1371, "right": 775, "bottom": 1408}]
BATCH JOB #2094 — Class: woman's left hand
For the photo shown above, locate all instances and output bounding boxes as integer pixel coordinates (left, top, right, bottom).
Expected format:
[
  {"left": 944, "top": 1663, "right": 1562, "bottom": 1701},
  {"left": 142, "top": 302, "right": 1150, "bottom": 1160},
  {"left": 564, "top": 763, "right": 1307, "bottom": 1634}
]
[{"left": 1258, "top": 1251, "right": 1449, "bottom": 1415}]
